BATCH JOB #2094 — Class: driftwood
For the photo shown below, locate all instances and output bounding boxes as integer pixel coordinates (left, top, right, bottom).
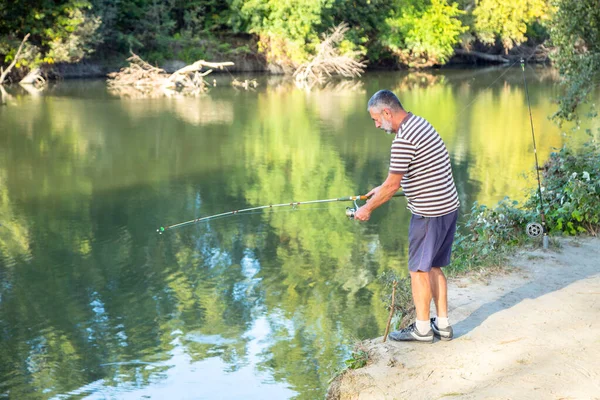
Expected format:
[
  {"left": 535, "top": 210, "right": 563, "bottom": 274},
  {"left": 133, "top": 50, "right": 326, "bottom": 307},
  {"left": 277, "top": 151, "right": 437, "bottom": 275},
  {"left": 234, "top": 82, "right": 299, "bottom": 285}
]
[
  {"left": 107, "top": 53, "right": 234, "bottom": 97},
  {"left": 20, "top": 67, "right": 46, "bottom": 86},
  {"left": 0, "top": 33, "right": 30, "bottom": 85},
  {"left": 231, "top": 78, "right": 258, "bottom": 90},
  {"left": 294, "top": 23, "right": 366, "bottom": 84}
]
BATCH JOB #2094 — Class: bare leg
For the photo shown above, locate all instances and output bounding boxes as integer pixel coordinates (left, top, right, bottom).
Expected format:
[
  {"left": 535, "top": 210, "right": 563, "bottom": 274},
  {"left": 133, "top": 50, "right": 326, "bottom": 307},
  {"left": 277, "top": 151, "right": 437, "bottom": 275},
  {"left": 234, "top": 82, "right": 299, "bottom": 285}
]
[
  {"left": 409, "top": 271, "right": 433, "bottom": 321},
  {"left": 429, "top": 266, "right": 448, "bottom": 318}
]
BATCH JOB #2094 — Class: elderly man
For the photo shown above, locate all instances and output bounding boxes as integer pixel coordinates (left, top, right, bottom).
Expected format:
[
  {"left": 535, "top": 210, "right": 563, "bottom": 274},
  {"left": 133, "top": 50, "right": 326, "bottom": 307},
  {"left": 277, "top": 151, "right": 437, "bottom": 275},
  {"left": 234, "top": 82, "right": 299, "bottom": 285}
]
[{"left": 354, "top": 90, "right": 460, "bottom": 342}]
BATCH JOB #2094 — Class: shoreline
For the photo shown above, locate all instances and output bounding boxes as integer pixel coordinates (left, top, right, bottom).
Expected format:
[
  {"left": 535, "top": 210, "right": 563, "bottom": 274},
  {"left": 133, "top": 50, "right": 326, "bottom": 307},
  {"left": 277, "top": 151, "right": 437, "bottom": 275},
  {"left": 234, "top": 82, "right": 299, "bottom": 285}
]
[
  {"left": 6, "top": 42, "right": 551, "bottom": 82},
  {"left": 327, "top": 236, "right": 600, "bottom": 400}
]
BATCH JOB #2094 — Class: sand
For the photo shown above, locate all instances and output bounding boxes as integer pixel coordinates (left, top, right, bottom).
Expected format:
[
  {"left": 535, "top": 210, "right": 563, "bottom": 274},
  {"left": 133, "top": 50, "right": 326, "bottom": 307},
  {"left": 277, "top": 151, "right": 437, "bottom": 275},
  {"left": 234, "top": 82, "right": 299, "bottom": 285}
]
[{"left": 328, "top": 236, "right": 600, "bottom": 400}]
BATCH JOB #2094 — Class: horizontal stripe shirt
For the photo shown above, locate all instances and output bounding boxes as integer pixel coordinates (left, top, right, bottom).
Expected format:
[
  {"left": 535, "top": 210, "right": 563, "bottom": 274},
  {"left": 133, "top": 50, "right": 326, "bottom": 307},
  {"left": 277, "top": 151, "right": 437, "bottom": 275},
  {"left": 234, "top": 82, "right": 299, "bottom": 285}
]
[{"left": 390, "top": 113, "right": 460, "bottom": 217}]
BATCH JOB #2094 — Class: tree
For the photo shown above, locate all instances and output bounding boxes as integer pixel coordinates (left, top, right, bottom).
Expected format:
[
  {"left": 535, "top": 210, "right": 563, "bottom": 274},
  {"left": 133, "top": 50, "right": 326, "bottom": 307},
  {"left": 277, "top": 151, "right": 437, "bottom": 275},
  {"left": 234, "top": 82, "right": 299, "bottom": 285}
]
[
  {"left": 0, "top": 0, "right": 100, "bottom": 66},
  {"left": 382, "top": 0, "right": 467, "bottom": 68},
  {"left": 472, "top": 0, "right": 550, "bottom": 52},
  {"left": 229, "top": 0, "right": 331, "bottom": 70},
  {"left": 549, "top": 0, "right": 600, "bottom": 125}
]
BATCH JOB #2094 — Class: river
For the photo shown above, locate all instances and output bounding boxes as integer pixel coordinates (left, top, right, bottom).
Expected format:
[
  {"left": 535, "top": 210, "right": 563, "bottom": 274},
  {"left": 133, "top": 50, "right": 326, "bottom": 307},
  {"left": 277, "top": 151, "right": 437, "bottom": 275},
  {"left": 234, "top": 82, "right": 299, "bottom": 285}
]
[{"left": 0, "top": 66, "right": 597, "bottom": 399}]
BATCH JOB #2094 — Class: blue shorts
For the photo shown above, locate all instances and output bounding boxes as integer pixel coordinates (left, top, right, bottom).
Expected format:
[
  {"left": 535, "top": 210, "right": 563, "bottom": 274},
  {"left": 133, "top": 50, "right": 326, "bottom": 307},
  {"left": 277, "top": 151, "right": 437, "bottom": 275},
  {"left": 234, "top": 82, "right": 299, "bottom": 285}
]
[{"left": 408, "top": 210, "right": 458, "bottom": 272}]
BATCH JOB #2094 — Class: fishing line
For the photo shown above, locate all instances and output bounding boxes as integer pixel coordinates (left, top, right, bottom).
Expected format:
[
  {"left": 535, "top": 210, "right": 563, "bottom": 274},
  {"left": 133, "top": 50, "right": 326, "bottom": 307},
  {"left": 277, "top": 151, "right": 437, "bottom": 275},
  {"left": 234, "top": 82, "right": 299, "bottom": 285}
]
[{"left": 520, "top": 58, "right": 549, "bottom": 249}]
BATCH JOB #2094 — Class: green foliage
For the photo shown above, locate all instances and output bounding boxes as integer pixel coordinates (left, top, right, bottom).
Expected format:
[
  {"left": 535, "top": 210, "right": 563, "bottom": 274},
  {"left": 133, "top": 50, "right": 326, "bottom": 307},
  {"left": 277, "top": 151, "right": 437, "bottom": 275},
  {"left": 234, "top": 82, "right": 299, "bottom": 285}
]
[
  {"left": 379, "top": 272, "right": 414, "bottom": 330},
  {"left": 472, "top": 0, "right": 551, "bottom": 51},
  {"left": 0, "top": 0, "right": 100, "bottom": 66},
  {"left": 344, "top": 348, "right": 369, "bottom": 369},
  {"left": 0, "top": 0, "right": 573, "bottom": 73},
  {"left": 319, "top": 0, "right": 395, "bottom": 63},
  {"left": 549, "top": 0, "right": 600, "bottom": 124},
  {"left": 382, "top": 0, "right": 467, "bottom": 67},
  {"left": 449, "top": 141, "right": 600, "bottom": 273},
  {"left": 449, "top": 198, "right": 533, "bottom": 273},
  {"left": 529, "top": 142, "right": 600, "bottom": 235},
  {"left": 229, "top": 0, "right": 332, "bottom": 67}
]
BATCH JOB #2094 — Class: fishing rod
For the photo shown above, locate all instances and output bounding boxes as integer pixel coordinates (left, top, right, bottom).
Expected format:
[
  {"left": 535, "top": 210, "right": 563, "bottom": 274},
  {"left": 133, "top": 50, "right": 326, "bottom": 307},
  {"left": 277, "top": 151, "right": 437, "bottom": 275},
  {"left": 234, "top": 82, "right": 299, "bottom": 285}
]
[
  {"left": 157, "top": 191, "right": 406, "bottom": 233},
  {"left": 520, "top": 59, "right": 549, "bottom": 249}
]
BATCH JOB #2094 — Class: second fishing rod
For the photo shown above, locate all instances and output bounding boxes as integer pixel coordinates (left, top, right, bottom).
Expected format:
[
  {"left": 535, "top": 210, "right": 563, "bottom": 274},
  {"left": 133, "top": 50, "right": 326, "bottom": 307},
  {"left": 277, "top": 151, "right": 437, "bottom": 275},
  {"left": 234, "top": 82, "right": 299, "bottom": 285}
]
[{"left": 520, "top": 58, "right": 549, "bottom": 249}]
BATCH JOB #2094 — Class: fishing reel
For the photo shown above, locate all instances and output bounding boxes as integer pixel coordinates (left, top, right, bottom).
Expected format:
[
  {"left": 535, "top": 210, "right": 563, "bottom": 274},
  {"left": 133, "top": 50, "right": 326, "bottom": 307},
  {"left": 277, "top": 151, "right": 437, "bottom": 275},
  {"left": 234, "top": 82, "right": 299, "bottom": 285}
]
[
  {"left": 345, "top": 199, "right": 360, "bottom": 219},
  {"left": 526, "top": 222, "right": 543, "bottom": 238},
  {"left": 526, "top": 221, "right": 549, "bottom": 249}
]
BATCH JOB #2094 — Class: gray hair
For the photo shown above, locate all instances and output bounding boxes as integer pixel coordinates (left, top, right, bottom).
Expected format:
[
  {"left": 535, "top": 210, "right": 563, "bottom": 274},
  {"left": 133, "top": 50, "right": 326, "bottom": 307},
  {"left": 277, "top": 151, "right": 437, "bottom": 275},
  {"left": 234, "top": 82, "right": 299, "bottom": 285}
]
[{"left": 367, "top": 90, "right": 403, "bottom": 112}]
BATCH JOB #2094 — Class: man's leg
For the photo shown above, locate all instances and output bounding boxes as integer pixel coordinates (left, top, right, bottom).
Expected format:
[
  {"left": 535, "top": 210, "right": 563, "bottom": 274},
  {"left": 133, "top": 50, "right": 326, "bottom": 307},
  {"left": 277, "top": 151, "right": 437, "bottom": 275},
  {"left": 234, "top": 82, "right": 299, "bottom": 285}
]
[
  {"left": 388, "top": 270, "right": 434, "bottom": 342},
  {"left": 388, "top": 214, "right": 437, "bottom": 342},
  {"left": 429, "top": 266, "right": 453, "bottom": 340},
  {"left": 429, "top": 266, "right": 447, "bottom": 318},
  {"left": 410, "top": 270, "right": 433, "bottom": 321}
]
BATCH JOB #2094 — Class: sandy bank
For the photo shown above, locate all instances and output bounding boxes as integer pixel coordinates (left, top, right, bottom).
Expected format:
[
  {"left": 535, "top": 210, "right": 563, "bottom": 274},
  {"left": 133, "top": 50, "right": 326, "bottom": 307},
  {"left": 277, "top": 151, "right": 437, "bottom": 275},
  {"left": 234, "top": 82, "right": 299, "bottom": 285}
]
[{"left": 328, "top": 237, "right": 600, "bottom": 400}]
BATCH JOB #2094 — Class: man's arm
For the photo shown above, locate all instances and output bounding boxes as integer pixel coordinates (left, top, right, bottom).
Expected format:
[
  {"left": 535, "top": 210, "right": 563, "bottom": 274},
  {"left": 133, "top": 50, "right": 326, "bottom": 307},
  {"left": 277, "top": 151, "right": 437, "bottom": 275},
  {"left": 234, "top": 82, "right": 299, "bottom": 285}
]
[{"left": 354, "top": 172, "right": 403, "bottom": 221}]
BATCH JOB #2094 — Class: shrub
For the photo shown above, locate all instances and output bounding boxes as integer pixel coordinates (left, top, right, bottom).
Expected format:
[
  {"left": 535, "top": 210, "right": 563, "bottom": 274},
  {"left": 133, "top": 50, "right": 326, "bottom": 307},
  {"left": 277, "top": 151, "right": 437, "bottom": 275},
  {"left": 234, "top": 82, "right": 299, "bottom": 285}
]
[{"left": 530, "top": 141, "right": 600, "bottom": 235}]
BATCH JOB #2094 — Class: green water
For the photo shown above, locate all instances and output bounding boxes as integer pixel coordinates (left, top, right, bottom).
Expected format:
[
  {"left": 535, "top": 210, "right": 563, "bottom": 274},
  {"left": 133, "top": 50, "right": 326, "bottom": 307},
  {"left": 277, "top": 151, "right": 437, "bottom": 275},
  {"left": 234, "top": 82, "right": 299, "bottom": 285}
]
[{"left": 0, "top": 67, "right": 598, "bottom": 399}]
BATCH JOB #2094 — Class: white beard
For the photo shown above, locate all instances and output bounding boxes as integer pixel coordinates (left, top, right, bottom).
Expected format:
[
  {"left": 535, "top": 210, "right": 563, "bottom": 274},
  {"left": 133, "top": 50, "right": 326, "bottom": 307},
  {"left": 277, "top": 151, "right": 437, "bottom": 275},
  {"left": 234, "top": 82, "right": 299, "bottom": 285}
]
[{"left": 381, "top": 117, "right": 394, "bottom": 134}]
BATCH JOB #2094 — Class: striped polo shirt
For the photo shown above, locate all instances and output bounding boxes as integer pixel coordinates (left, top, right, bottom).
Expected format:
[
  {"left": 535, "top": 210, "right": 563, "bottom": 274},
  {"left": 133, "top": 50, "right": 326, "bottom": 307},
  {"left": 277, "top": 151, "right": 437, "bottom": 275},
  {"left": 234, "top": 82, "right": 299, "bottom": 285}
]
[{"left": 390, "top": 113, "right": 460, "bottom": 217}]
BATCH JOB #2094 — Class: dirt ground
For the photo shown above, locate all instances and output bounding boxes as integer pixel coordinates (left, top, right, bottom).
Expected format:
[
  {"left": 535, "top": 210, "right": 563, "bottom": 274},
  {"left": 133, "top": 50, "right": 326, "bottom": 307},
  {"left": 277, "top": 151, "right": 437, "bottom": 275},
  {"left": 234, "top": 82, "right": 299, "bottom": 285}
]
[{"left": 328, "top": 236, "right": 600, "bottom": 400}]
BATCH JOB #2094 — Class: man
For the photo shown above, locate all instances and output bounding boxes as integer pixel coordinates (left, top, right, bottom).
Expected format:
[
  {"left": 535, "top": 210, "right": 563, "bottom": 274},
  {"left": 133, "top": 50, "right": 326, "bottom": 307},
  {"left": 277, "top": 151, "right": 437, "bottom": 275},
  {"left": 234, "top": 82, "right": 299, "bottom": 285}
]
[{"left": 354, "top": 90, "right": 460, "bottom": 342}]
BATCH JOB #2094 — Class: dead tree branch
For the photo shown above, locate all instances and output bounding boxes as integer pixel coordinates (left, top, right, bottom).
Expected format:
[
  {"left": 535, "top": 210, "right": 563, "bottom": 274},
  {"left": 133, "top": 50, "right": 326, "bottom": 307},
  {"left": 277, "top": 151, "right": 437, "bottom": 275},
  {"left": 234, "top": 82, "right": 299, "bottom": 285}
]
[
  {"left": 294, "top": 23, "right": 366, "bottom": 84},
  {"left": 0, "top": 33, "right": 30, "bottom": 85},
  {"left": 107, "top": 52, "right": 234, "bottom": 97}
]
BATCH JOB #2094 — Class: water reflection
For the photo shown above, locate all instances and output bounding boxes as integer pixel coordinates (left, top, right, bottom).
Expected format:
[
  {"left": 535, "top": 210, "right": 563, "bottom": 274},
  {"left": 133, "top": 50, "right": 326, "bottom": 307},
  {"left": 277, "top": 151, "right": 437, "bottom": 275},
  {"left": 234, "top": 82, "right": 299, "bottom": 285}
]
[{"left": 0, "top": 67, "right": 598, "bottom": 399}]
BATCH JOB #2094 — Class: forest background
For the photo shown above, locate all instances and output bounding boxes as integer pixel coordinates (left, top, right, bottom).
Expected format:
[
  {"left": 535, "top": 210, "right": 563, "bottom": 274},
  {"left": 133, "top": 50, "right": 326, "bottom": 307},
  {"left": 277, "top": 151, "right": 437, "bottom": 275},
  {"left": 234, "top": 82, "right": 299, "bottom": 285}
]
[{"left": 0, "top": 0, "right": 598, "bottom": 121}]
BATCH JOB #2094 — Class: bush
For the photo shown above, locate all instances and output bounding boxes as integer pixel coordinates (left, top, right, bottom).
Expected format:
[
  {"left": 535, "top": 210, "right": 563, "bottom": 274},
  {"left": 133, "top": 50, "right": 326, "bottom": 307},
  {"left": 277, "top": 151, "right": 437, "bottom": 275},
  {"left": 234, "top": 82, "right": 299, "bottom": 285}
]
[
  {"left": 449, "top": 198, "right": 534, "bottom": 273},
  {"left": 531, "top": 141, "right": 600, "bottom": 235},
  {"left": 449, "top": 141, "right": 600, "bottom": 272}
]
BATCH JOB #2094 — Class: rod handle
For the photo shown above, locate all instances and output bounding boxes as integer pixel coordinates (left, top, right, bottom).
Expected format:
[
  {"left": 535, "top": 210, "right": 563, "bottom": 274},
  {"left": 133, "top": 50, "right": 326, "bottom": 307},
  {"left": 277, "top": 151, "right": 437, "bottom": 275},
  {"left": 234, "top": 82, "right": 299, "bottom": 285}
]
[{"left": 342, "top": 191, "right": 404, "bottom": 201}]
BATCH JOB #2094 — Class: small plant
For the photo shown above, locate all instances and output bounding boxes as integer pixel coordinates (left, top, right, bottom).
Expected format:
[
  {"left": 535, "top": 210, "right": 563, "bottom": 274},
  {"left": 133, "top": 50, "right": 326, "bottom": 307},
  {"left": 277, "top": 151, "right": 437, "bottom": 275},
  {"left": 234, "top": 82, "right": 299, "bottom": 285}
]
[
  {"left": 344, "top": 348, "right": 369, "bottom": 370},
  {"left": 379, "top": 272, "right": 415, "bottom": 331}
]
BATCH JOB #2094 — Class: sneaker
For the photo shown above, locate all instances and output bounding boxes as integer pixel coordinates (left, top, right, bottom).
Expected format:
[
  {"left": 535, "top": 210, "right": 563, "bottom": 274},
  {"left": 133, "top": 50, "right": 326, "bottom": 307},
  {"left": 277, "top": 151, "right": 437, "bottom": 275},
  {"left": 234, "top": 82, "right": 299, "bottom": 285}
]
[
  {"left": 388, "top": 322, "right": 434, "bottom": 342},
  {"left": 430, "top": 318, "right": 453, "bottom": 341}
]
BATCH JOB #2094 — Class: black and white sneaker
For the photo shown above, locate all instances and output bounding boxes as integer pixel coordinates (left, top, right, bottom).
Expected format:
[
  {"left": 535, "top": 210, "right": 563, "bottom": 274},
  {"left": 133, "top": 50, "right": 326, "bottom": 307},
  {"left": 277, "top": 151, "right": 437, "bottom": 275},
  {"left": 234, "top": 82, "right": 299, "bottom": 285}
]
[
  {"left": 388, "top": 322, "right": 434, "bottom": 342},
  {"left": 430, "top": 318, "right": 453, "bottom": 341}
]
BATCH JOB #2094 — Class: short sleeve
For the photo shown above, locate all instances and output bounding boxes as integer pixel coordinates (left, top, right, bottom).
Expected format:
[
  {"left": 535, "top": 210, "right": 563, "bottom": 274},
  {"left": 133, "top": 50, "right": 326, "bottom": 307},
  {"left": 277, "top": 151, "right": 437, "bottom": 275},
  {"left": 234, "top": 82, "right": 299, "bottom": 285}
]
[{"left": 389, "top": 137, "right": 416, "bottom": 174}]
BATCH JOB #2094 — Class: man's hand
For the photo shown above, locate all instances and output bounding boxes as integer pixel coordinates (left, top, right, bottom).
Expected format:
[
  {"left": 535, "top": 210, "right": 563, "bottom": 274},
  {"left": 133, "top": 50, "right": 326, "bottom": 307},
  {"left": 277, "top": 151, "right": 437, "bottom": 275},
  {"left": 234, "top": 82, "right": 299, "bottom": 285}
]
[
  {"left": 354, "top": 185, "right": 380, "bottom": 221},
  {"left": 353, "top": 173, "right": 403, "bottom": 221},
  {"left": 365, "top": 185, "right": 381, "bottom": 199},
  {"left": 354, "top": 206, "right": 371, "bottom": 221}
]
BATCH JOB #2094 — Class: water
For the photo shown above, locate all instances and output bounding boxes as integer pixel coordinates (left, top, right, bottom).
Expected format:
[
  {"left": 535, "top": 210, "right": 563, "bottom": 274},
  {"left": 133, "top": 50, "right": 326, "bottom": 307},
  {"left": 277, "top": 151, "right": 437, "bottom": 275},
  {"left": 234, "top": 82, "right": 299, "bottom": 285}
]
[{"left": 0, "top": 67, "right": 598, "bottom": 399}]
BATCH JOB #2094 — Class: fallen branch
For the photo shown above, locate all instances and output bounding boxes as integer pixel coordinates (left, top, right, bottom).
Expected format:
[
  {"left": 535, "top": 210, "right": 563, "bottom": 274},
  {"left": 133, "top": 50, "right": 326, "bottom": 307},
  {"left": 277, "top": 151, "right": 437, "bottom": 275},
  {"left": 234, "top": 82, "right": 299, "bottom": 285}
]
[
  {"left": 107, "top": 52, "right": 234, "bottom": 97},
  {"left": 231, "top": 78, "right": 258, "bottom": 90},
  {"left": 0, "top": 33, "right": 30, "bottom": 85},
  {"left": 20, "top": 67, "right": 46, "bottom": 87},
  {"left": 294, "top": 23, "right": 366, "bottom": 84}
]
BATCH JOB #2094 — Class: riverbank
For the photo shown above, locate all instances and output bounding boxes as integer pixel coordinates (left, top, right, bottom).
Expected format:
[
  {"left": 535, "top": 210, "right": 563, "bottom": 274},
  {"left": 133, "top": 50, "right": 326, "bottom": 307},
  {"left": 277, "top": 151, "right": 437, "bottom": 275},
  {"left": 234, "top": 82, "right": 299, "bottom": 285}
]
[{"left": 328, "top": 236, "right": 600, "bottom": 400}]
